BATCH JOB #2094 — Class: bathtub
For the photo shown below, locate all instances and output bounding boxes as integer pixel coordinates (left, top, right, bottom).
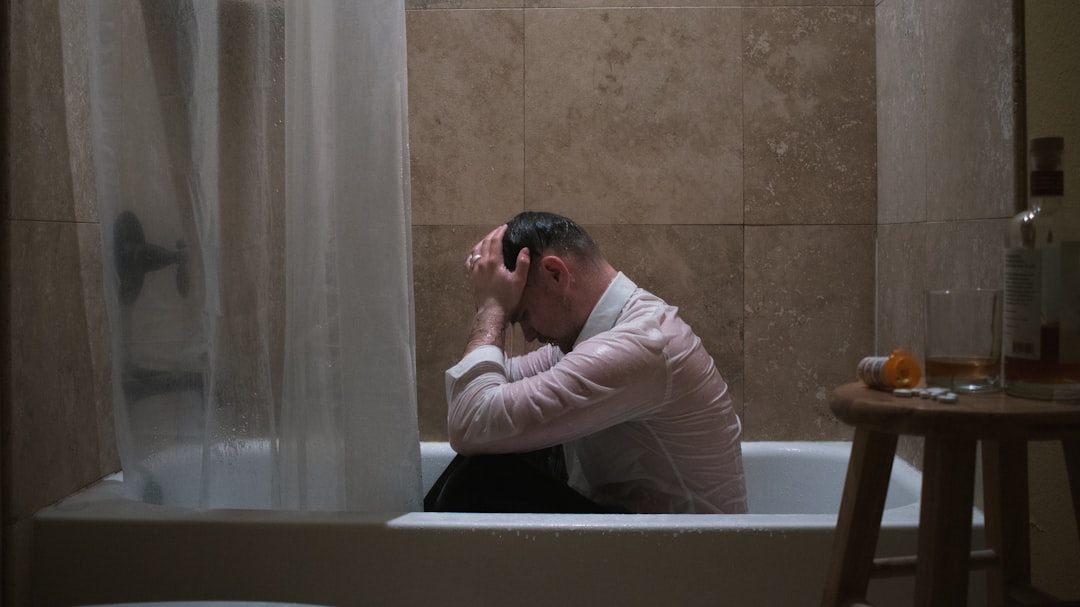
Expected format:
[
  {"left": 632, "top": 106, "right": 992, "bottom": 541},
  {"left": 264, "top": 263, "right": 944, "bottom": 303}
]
[{"left": 32, "top": 441, "right": 985, "bottom": 607}]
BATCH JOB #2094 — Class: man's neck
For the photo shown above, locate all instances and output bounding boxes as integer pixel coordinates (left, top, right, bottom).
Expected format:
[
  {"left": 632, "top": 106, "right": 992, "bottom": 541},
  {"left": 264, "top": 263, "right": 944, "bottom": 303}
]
[{"left": 566, "top": 262, "right": 619, "bottom": 346}]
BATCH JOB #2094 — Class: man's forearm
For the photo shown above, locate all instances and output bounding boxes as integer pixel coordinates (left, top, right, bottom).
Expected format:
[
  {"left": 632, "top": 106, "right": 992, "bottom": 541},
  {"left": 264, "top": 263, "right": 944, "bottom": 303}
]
[{"left": 465, "top": 304, "right": 509, "bottom": 355}]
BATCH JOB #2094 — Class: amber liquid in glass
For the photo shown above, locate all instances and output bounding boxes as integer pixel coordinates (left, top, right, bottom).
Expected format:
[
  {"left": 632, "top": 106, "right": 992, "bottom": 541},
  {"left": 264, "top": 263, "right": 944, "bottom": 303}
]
[{"left": 925, "top": 356, "right": 1001, "bottom": 392}]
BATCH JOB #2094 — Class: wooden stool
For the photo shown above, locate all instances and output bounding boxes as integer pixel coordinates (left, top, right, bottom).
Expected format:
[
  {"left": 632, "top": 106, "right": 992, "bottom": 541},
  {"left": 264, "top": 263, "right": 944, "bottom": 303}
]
[{"left": 821, "top": 382, "right": 1080, "bottom": 607}]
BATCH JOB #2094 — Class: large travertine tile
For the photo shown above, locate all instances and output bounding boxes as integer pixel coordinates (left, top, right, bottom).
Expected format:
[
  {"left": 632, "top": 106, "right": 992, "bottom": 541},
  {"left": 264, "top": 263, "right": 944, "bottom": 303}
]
[
  {"left": 524, "top": 9, "right": 743, "bottom": 225},
  {"left": 588, "top": 225, "right": 745, "bottom": 415},
  {"left": 876, "top": 0, "right": 926, "bottom": 225},
  {"left": 747, "top": 0, "right": 875, "bottom": 4},
  {"left": 408, "top": 0, "right": 523, "bottom": 7},
  {"left": 924, "top": 1, "right": 1019, "bottom": 222},
  {"left": 743, "top": 7, "right": 876, "bottom": 225},
  {"left": 7, "top": 1, "right": 91, "bottom": 223},
  {"left": 413, "top": 225, "right": 514, "bottom": 439},
  {"left": 77, "top": 222, "right": 119, "bottom": 481},
  {"left": 877, "top": 219, "right": 1007, "bottom": 381},
  {"left": 407, "top": 10, "right": 525, "bottom": 226},
  {"left": 124, "top": 1, "right": 188, "bottom": 99},
  {"left": 413, "top": 225, "right": 475, "bottom": 439},
  {"left": 528, "top": 0, "right": 738, "bottom": 6},
  {"left": 528, "top": 1, "right": 873, "bottom": 7},
  {"left": 743, "top": 225, "right": 874, "bottom": 441},
  {"left": 924, "top": 218, "right": 1008, "bottom": 292},
  {"left": 3, "top": 220, "right": 116, "bottom": 522},
  {"left": 876, "top": 222, "right": 929, "bottom": 361},
  {"left": 217, "top": 0, "right": 285, "bottom": 92},
  {"left": 58, "top": 0, "right": 98, "bottom": 223}
]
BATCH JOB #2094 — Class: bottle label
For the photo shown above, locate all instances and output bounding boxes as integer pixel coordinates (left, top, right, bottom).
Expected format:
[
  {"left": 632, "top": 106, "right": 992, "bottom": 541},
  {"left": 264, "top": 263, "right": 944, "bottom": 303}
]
[
  {"left": 1061, "top": 242, "right": 1080, "bottom": 364},
  {"left": 857, "top": 356, "right": 889, "bottom": 388},
  {"left": 1004, "top": 247, "right": 1041, "bottom": 359},
  {"left": 1045, "top": 243, "right": 1062, "bottom": 324},
  {"left": 1005, "top": 243, "right": 1080, "bottom": 364}
]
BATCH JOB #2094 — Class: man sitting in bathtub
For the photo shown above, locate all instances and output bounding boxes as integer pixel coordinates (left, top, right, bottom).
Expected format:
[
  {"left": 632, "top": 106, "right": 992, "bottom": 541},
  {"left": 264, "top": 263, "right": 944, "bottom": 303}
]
[{"left": 424, "top": 211, "right": 747, "bottom": 515}]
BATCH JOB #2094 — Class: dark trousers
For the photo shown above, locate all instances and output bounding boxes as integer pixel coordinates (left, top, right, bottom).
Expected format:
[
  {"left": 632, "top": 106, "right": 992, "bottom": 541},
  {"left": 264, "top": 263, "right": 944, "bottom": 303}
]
[{"left": 423, "top": 447, "right": 619, "bottom": 513}]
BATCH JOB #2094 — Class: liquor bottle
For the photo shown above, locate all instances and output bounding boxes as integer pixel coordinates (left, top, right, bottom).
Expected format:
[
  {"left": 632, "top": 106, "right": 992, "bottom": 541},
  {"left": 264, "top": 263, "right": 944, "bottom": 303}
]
[{"left": 1003, "top": 137, "right": 1080, "bottom": 400}]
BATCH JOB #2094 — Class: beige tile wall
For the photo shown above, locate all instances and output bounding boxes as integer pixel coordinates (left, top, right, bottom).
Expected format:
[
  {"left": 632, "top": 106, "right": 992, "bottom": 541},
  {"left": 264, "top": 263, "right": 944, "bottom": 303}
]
[
  {"left": 407, "top": 4, "right": 877, "bottom": 442},
  {"left": 4, "top": 3, "right": 117, "bottom": 603},
  {"left": 876, "top": 0, "right": 1016, "bottom": 474},
  {"left": 874, "top": 0, "right": 1080, "bottom": 596},
  {"left": 875, "top": 0, "right": 1017, "bottom": 363}
]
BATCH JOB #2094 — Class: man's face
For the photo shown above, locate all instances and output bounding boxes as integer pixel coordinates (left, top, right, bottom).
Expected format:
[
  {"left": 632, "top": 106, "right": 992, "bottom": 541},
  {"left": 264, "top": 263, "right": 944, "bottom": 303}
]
[{"left": 512, "top": 262, "right": 576, "bottom": 353}]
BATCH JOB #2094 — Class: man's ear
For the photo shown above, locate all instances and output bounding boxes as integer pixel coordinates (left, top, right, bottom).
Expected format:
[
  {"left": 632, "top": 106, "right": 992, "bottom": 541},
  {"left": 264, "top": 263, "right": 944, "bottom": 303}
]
[{"left": 538, "top": 255, "right": 569, "bottom": 286}]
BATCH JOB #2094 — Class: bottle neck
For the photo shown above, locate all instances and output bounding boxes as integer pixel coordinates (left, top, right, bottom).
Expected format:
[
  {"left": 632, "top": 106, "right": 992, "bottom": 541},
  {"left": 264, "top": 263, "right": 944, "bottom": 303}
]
[
  {"left": 1030, "top": 169, "right": 1066, "bottom": 210},
  {"left": 1030, "top": 194, "right": 1063, "bottom": 212}
]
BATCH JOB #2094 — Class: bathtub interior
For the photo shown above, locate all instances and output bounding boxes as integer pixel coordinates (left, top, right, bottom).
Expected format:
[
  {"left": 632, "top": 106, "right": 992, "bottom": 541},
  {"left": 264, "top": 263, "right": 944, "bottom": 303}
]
[
  {"left": 111, "top": 440, "right": 923, "bottom": 515},
  {"left": 420, "top": 441, "right": 923, "bottom": 515}
]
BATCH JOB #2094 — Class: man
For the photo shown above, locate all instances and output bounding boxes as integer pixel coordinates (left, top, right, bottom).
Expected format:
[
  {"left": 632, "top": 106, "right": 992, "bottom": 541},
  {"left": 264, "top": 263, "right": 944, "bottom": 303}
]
[{"left": 425, "top": 212, "right": 746, "bottom": 514}]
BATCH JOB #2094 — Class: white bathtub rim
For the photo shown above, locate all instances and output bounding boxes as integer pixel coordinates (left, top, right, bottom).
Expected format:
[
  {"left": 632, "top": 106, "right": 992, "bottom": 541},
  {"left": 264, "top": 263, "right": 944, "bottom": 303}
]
[{"left": 39, "top": 484, "right": 934, "bottom": 531}]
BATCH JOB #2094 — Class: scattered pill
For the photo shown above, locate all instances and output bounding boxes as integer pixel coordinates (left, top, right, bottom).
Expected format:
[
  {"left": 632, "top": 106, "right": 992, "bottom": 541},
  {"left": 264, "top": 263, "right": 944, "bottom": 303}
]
[
  {"left": 918, "top": 390, "right": 932, "bottom": 399},
  {"left": 893, "top": 388, "right": 914, "bottom": 397},
  {"left": 937, "top": 392, "right": 959, "bottom": 404}
]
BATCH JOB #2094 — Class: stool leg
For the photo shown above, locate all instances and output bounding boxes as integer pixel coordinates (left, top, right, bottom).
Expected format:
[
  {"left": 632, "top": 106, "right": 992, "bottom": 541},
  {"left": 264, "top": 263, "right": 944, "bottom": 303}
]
[
  {"left": 821, "top": 428, "right": 898, "bottom": 607},
  {"left": 915, "top": 437, "right": 978, "bottom": 607},
  {"left": 982, "top": 440, "right": 1030, "bottom": 607}
]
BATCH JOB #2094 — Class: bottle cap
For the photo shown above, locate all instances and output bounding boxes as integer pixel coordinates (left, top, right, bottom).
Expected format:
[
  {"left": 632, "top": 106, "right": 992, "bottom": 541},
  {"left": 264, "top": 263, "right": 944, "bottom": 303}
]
[
  {"left": 1031, "top": 136, "right": 1064, "bottom": 154},
  {"left": 1031, "top": 137, "right": 1064, "bottom": 170},
  {"left": 882, "top": 348, "right": 922, "bottom": 389}
]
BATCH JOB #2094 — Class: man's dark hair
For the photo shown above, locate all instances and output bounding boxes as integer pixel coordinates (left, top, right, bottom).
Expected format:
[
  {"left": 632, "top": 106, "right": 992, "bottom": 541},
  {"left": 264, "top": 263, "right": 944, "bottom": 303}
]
[{"left": 502, "top": 211, "right": 600, "bottom": 271}]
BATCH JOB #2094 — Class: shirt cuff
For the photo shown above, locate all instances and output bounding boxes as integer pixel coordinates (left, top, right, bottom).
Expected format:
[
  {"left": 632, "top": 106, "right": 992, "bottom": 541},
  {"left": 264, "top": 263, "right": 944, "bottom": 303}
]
[{"left": 445, "top": 344, "right": 505, "bottom": 382}]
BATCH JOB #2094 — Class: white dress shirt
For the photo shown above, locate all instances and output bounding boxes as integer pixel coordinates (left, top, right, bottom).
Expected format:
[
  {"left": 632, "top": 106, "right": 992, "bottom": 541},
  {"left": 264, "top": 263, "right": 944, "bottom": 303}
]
[{"left": 445, "top": 273, "right": 747, "bottom": 514}]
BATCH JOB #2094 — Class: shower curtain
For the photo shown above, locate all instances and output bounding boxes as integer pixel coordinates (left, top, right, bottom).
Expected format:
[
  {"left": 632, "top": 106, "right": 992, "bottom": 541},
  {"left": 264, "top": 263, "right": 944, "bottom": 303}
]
[{"left": 83, "top": 0, "right": 421, "bottom": 511}]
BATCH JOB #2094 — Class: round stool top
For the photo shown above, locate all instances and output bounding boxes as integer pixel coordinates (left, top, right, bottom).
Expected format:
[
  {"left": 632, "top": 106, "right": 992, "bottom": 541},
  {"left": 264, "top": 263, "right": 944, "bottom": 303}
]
[{"left": 831, "top": 382, "right": 1080, "bottom": 440}]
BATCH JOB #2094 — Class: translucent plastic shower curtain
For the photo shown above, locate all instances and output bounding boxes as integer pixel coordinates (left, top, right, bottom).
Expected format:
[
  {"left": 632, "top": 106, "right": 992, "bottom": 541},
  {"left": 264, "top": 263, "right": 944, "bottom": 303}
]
[{"left": 85, "top": 0, "right": 421, "bottom": 511}]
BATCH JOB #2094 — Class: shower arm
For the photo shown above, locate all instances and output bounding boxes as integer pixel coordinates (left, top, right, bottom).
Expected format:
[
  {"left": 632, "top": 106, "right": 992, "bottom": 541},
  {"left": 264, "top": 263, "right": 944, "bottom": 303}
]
[
  {"left": 114, "top": 210, "right": 189, "bottom": 306},
  {"left": 113, "top": 211, "right": 201, "bottom": 402}
]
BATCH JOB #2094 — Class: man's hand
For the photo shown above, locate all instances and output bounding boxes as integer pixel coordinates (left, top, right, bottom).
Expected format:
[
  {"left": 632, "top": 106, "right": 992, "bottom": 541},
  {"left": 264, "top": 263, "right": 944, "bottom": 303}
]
[
  {"left": 466, "top": 224, "right": 530, "bottom": 318},
  {"left": 463, "top": 224, "right": 530, "bottom": 354}
]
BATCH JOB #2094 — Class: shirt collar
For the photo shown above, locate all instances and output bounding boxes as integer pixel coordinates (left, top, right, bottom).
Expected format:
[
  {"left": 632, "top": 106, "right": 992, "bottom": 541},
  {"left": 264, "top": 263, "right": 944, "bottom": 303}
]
[{"left": 573, "top": 272, "right": 637, "bottom": 349}]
